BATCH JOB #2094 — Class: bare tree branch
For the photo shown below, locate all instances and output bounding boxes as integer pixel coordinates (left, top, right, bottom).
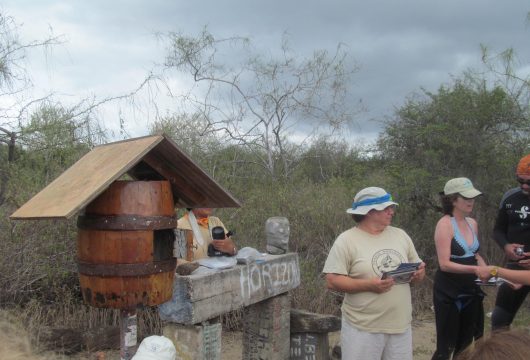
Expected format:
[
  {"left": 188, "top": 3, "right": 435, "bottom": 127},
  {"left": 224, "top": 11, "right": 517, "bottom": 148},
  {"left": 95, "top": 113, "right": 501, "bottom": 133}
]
[{"left": 161, "top": 27, "right": 362, "bottom": 179}]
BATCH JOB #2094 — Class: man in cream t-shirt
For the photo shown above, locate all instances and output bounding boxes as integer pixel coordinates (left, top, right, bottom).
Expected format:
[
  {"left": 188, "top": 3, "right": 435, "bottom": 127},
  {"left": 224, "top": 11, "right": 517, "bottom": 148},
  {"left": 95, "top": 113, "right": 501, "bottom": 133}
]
[{"left": 323, "top": 187, "right": 425, "bottom": 360}]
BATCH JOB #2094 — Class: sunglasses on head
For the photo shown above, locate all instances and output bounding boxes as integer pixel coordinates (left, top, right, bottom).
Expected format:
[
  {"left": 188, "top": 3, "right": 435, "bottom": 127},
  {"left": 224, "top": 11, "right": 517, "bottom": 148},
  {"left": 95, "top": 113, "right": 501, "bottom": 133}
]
[{"left": 516, "top": 177, "right": 530, "bottom": 186}]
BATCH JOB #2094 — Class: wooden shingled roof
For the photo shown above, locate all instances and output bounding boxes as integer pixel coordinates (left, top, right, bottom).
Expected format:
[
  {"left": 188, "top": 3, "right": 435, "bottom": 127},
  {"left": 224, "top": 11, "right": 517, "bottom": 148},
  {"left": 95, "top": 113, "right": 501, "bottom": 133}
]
[{"left": 10, "top": 134, "right": 241, "bottom": 220}]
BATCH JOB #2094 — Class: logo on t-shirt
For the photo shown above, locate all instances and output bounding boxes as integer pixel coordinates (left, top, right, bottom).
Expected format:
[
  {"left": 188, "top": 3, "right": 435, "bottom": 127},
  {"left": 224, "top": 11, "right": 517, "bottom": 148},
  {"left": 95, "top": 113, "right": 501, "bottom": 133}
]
[
  {"left": 515, "top": 206, "right": 529, "bottom": 219},
  {"left": 372, "top": 249, "right": 406, "bottom": 276}
]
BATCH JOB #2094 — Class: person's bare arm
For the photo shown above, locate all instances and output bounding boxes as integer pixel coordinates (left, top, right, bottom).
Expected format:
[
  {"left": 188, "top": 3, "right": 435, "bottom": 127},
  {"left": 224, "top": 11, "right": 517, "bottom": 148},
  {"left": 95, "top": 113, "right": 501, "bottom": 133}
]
[
  {"left": 325, "top": 273, "right": 394, "bottom": 294},
  {"left": 475, "top": 265, "right": 527, "bottom": 289}
]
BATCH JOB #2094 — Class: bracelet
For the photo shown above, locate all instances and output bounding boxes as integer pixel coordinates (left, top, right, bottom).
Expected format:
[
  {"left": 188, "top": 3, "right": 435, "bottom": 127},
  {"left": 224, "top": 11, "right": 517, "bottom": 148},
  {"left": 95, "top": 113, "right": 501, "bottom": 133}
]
[{"left": 490, "top": 266, "right": 498, "bottom": 277}]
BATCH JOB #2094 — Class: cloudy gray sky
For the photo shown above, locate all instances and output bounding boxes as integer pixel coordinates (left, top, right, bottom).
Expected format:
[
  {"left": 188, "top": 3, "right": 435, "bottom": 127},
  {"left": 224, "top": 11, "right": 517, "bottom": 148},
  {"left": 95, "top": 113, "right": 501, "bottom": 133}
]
[{"left": 2, "top": 0, "right": 529, "bottom": 142}]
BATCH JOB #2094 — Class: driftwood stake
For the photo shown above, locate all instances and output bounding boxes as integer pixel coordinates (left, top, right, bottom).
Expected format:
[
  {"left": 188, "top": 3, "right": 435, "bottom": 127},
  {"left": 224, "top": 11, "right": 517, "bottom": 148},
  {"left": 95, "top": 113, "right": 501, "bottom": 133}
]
[{"left": 120, "top": 309, "right": 138, "bottom": 360}]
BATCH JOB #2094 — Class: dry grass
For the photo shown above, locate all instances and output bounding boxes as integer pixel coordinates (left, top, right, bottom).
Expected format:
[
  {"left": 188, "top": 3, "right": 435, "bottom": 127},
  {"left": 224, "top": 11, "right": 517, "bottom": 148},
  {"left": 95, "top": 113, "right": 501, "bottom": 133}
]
[
  {"left": 0, "top": 292, "right": 164, "bottom": 356},
  {"left": 0, "top": 309, "right": 60, "bottom": 360}
]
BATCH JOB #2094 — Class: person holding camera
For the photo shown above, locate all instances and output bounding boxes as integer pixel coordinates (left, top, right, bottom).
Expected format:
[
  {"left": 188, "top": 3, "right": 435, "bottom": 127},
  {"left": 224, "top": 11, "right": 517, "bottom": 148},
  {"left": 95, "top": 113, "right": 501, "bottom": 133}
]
[
  {"left": 431, "top": 177, "right": 486, "bottom": 360},
  {"left": 490, "top": 153, "right": 530, "bottom": 330},
  {"left": 323, "top": 186, "right": 425, "bottom": 360},
  {"left": 176, "top": 208, "right": 237, "bottom": 261}
]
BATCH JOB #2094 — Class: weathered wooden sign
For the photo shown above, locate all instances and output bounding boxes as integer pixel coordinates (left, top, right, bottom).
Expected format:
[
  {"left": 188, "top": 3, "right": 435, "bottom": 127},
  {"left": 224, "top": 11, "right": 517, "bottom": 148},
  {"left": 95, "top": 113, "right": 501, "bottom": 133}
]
[{"left": 159, "top": 253, "right": 300, "bottom": 325}]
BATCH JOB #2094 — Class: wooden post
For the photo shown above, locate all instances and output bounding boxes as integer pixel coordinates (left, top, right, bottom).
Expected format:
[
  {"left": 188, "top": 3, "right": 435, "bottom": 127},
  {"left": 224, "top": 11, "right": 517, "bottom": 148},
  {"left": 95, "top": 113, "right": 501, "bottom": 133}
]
[
  {"left": 163, "top": 321, "right": 222, "bottom": 360},
  {"left": 120, "top": 309, "right": 138, "bottom": 360},
  {"left": 290, "top": 309, "right": 341, "bottom": 360},
  {"left": 158, "top": 253, "right": 300, "bottom": 360},
  {"left": 242, "top": 293, "right": 291, "bottom": 360}
]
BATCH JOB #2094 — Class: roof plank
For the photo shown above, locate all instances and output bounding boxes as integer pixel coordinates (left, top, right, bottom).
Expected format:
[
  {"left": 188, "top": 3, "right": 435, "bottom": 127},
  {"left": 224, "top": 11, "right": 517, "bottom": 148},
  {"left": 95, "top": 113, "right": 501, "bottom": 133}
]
[{"left": 10, "top": 135, "right": 240, "bottom": 220}]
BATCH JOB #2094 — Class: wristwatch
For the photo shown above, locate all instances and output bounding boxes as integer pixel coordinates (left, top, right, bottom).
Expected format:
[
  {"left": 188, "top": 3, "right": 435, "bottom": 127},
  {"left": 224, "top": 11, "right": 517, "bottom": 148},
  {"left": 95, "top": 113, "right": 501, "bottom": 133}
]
[{"left": 490, "top": 266, "right": 498, "bottom": 277}]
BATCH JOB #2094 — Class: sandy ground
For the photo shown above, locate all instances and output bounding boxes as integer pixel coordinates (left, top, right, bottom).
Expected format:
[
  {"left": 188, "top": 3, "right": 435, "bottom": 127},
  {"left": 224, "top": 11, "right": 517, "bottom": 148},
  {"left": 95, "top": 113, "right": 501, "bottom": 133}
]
[
  {"left": 90, "top": 323, "right": 436, "bottom": 360},
  {"left": 69, "top": 288, "right": 510, "bottom": 359},
  {"left": 411, "top": 320, "right": 437, "bottom": 360},
  {"left": 219, "top": 320, "right": 437, "bottom": 360},
  {"left": 78, "top": 320, "right": 437, "bottom": 359}
]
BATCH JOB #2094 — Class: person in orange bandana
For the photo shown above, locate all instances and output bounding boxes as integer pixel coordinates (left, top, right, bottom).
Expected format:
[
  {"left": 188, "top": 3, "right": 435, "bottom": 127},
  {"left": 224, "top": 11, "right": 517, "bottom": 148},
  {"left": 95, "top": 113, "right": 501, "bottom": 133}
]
[
  {"left": 486, "top": 154, "right": 530, "bottom": 330},
  {"left": 176, "top": 208, "right": 237, "bottom": 260}
]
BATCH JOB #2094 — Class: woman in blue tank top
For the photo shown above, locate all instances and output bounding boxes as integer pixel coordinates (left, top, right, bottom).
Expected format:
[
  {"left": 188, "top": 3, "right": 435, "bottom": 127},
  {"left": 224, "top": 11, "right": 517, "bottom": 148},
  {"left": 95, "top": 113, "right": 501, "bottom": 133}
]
[{"left": 431, "top": 178, "right": 486, "bottom": 360}]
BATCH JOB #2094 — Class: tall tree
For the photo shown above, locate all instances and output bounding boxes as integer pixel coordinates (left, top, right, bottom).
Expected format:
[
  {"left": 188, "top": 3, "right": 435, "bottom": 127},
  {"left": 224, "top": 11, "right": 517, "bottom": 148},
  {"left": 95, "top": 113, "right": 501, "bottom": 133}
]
[
  {"left": 480, "top": 44, "right": 530, "bottom": 111},
  {"left": 161, "top": 28, "right": 361, "bottom": 179},
  {"left": 379, "top": 76, "right": 528, "bottom": 186},
  {"left": 0, "top": 12, "right": 64, "bottom": 162},
  {"left": 150, "top": 112, "right": 222, "bottom": 160},
  {"left": 378, "top": 75, "right": 530, "bottom": 262}
]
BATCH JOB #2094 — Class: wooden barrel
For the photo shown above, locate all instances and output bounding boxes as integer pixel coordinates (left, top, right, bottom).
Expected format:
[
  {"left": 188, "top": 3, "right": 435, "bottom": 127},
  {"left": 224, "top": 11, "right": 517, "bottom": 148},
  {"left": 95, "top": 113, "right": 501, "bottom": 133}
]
[{"left": 77, "top": 180, "right": 177, "bottom": 309}]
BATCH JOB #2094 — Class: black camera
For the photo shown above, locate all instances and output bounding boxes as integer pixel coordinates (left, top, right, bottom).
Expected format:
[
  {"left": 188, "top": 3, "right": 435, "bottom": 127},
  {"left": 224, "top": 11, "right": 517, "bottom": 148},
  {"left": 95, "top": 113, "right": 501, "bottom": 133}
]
[{"left": 207, "top": 226, "right": 234, "bottom": 257}]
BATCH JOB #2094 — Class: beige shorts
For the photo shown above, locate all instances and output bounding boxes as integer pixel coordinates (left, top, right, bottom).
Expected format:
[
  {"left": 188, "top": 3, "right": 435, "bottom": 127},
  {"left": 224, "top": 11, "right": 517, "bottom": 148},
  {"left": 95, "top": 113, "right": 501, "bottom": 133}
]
[{"left": 340, "top": 318, "right": 412, "bottom": 360}]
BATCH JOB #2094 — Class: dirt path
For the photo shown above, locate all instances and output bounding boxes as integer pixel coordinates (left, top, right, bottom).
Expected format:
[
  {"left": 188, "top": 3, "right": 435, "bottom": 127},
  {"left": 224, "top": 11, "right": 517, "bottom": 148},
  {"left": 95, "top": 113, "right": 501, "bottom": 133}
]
[
  {"left": 411, "top": 320, "right": 437, "bottom": 360},
  {"left": 75, "top": 319, "right": 438, "bottom": 359},
  {"left": 221, "top": 319, "right": 437, "bottom": 360}
]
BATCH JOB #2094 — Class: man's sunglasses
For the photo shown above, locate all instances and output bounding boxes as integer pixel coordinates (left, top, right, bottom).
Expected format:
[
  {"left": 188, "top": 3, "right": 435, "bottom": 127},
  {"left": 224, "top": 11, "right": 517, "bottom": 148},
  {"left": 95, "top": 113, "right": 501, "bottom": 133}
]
[{"left": 516, "top": 178, "right": 530, "bottom": 186}]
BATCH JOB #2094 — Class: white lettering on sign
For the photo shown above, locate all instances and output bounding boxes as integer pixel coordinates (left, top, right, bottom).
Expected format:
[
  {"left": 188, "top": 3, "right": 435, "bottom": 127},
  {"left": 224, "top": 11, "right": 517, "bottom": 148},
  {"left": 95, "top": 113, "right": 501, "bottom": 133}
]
[
  {"left": 290, "top": 333, "right": 318, "bottom": 360},
  {"left": 240, "top": 259, "right": 300, "bottom": 300}
]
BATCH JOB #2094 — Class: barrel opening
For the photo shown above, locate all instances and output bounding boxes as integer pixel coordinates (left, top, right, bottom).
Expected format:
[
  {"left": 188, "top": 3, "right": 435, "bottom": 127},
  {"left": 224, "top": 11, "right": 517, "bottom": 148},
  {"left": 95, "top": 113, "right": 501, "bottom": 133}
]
[{"left": 153, "top": 229, "right": 175, "bottom": 261}]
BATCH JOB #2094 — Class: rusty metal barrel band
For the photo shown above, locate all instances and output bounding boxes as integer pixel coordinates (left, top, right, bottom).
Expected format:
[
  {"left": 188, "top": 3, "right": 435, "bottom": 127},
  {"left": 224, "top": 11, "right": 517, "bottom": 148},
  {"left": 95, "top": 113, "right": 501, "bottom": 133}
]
[
  {"left": 77, "top": 214, "right": 177, "bottom": 230},
  {"left": 77, "top": 258, "right": 176, "bottom": 276}
]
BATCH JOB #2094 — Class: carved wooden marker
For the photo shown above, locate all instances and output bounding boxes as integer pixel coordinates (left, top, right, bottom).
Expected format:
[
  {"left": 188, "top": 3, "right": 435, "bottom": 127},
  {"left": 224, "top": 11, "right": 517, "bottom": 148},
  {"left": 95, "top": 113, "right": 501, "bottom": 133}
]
[
  {"left": 159, "top": 253, "right": 300, "bottom": 359},
  {"left": 290, "top": 309, "right": 341, "bottom": 360}
]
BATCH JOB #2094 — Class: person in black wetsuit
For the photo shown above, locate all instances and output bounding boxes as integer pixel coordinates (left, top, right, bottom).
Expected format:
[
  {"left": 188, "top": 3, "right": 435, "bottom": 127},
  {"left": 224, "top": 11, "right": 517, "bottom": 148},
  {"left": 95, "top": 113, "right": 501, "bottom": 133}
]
[
  {"left": 431, "top": 177, "right": 487, "bottom": 360},
  {"left": 491, "top": 153, "right": 530, "bottom": 330}
]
